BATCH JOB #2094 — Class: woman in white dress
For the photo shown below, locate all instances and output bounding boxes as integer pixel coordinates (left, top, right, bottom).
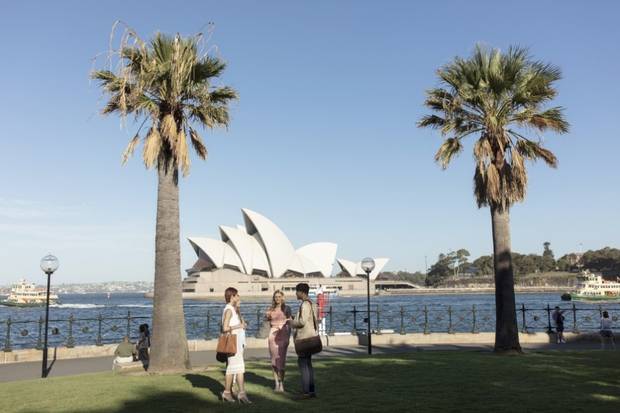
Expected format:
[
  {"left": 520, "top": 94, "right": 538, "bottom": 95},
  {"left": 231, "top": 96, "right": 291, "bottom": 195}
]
[{"left": 221, "top": 287, "right": 251, "bottom": 403}]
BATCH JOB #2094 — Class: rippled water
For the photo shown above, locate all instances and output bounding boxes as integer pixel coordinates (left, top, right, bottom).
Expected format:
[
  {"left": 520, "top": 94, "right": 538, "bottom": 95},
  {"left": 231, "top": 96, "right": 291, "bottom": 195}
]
[{"left": 1, "top": 292, "right": 618, "bottom": 350}]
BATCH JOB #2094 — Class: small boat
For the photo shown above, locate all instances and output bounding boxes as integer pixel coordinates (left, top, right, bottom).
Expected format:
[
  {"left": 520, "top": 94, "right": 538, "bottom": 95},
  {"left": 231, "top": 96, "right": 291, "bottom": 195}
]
[
  {"left": 0, "top": 279, "right": 59, "bottom": 307},
  {"left": 570, "top": 271, "right": 620, "bottom": 302},
  {"left": 560, "top": 292, "right": 572, "bottom": 301}
]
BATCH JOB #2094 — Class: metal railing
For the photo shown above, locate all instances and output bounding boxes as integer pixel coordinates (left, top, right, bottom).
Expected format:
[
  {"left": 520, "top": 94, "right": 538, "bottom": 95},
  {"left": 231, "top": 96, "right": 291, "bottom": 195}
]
[{"left": 2, "top": 304, "right": 618, "bottom": 351}]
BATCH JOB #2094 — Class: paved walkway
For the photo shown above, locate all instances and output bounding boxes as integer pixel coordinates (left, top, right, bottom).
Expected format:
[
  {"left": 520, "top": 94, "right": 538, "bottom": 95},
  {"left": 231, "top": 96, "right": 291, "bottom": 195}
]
[{"left": 0, "top": 341, "right": 613, "bottom": 383}]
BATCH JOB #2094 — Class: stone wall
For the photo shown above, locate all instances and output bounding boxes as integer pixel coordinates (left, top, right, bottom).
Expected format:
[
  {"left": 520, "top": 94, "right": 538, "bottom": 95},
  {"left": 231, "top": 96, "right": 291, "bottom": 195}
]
[{"left": 0, "top": 332, "right": 601, "bottom": 364}]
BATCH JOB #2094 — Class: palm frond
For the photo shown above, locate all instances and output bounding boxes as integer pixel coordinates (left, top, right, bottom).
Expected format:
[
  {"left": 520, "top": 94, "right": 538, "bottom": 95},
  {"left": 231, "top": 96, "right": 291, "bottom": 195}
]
[
  {"left": 121, "top": 133, "right": 140, "bottom": 165},
  {"left": 189, "top": 127, "right": 208, "bottom": 160},
  {"left": 143, "top": 127, "right": 161, "bottom": 168},
  {"left": 434, "top": 138, "right": 463, "bottom": 169},
  {"left": 515, "top": 140, "right": 558, "bottom": 167},
  {"left": 176, "top": 128, "right": 190, "bottom": 177}
]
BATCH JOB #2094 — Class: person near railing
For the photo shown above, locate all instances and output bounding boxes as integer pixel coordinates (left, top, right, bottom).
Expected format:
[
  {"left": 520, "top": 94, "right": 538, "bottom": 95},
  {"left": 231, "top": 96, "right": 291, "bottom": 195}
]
[
  {"left": 136, "top": 323, "right": 150, "bottom": 370},
  {"left": 287, "top": 283, "right": 320, "bottom": 400},
  {"left": 220, "top": 287, "right": 251, "bottom": 404},
  {"left": 552, "top": 306, "right": 566, "bottom": 344},
  {"left": 113, "top": 336, "right": 135, "bottom": 368},
  {"left": 266, "top": 290, "right": 291, "bottom": 392},
  {"left": 600, "top": 311, "right": 616, "bottom": 350}
]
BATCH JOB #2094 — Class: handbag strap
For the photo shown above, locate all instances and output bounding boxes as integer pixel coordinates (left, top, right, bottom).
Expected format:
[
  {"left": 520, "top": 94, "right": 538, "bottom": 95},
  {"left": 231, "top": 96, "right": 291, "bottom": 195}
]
[{"left": 299, "top": 299, "right": 318, "bottom": 332}]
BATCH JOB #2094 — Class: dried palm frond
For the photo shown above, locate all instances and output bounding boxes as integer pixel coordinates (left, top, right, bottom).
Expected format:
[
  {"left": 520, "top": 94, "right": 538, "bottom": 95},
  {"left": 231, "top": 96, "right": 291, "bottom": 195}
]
[
  {"left": 176, "top": 128, "right": 190, "bottom": 177},
  {"left": 189, "top": 127, "right": 208, "bottom": 160},
  {"left": 161, "top": 114, "right": 178, "bottom": 144},
  {"left": 143, "top": 127, "right": 161, "bottom": 168},
  {"left": 122, "top": 133, "right": 140, "bottom": 165}
]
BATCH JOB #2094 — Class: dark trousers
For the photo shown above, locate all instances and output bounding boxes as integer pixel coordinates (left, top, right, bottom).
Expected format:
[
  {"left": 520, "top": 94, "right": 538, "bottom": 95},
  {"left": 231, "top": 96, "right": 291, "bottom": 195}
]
[
  {"left": 138, "top": 348, "right": 149, "bottom": 370},
  {"left": 297, "top": 355, "right": 315, "bottom": 394}
]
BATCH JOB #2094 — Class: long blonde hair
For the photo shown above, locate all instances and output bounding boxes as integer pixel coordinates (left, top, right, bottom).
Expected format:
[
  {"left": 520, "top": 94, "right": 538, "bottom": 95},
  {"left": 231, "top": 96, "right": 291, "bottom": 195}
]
[{"left": 271, "top": 290, "right": 286, "bottom": 311}]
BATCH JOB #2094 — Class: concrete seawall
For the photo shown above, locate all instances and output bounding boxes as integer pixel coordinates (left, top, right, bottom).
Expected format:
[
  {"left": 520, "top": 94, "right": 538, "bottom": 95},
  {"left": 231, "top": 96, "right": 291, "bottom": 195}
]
[{"left": 0, "top": 331, "right": 600, "bottom": 365}]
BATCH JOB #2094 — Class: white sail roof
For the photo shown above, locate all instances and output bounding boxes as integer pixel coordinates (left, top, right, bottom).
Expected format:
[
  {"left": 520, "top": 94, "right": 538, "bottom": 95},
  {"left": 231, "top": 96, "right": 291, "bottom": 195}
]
[
  {"left": 219, "top": 225, "right": 271, "bottom": 277},
  {"left": 188, "top": 237, "right": 244, "bottom": 272},
  {"left": 337, "top": 257, "right": 390, "bottom": 280},
  {"left": 242, "top": 208, "right": 297, "bottom": 278},
  {"left": 187, "top": 208, "right": 387, "bottom": 280}
]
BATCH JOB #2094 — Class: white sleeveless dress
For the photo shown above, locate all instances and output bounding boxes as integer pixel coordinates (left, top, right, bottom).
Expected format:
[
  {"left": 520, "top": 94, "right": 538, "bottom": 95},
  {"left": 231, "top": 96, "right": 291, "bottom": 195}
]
[{"left": 222, "top": 304, "right": 245, "bottom": 374}]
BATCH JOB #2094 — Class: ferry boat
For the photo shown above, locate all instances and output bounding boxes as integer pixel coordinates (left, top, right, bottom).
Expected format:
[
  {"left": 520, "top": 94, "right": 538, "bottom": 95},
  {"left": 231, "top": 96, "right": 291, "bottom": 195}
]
[
  {"left": 570, "top": 271, "right": 620, "bottom": 301},
  {"left": 0, "top": 279, "right": 59, "bottom": 307}
]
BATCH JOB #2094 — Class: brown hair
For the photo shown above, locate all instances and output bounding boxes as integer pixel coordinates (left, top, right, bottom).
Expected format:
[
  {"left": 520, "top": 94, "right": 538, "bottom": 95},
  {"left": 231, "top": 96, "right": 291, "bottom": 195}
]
[
  {"left": 224, "top": 287, "right": 238, "bottom": 304},
  {"left": 271, "top": 290, "right": 285, "bottom": 311}
]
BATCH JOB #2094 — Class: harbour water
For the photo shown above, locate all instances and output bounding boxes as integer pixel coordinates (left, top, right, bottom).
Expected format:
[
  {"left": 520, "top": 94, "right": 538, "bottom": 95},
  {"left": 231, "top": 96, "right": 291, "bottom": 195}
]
[{"left": 1, "top": 292, "right": 618, "bottom": 350}]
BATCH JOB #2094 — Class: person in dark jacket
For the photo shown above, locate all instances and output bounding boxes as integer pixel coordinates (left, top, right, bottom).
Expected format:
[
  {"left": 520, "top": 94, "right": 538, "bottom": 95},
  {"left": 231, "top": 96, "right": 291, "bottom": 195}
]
[{"left": 137, "top": 323, "right": 150, "bottom": 370}]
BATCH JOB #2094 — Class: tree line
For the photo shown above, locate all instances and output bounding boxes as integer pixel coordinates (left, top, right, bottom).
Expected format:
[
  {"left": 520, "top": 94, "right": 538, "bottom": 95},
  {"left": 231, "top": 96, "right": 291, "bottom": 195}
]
[{"left": 395, "top": 244, "right": 620, "bottom": 287}]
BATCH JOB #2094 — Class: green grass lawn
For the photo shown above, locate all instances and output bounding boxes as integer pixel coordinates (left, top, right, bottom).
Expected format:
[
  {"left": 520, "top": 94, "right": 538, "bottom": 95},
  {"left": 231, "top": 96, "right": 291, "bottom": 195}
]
[{"left": 1, "top": 351, "right": 619, "bottom": 413}]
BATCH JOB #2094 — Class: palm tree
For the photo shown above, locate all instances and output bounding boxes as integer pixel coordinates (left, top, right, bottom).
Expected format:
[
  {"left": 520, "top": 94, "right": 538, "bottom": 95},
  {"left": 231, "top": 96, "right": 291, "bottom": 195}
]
[
  {"left": 418, "top": 45, "right": 568, "bottom": 352},
  {"left": 92, "top": 31, "right": 238, "bottom": 371}
]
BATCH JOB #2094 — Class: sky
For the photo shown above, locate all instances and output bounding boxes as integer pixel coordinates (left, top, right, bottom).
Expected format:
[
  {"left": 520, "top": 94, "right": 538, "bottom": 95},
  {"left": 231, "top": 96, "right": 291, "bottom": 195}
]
[{"left": 1, "top": 0, "right": 619, "bottom": 285}]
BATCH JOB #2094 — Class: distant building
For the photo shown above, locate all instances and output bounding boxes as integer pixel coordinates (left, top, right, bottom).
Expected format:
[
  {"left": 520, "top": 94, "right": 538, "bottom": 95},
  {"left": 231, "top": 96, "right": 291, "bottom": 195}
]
[{"left": 179, "top": 208, "right": 397, "bottom": 298}]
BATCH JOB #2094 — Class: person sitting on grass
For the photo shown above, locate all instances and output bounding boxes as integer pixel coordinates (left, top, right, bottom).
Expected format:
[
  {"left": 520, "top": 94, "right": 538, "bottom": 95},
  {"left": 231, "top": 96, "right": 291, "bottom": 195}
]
[
  {"left": 600, "top": 311, "right": 616, "bottom": 350},
  {"left": 113, "top": 336, "right": 136, "bottom": 367}
]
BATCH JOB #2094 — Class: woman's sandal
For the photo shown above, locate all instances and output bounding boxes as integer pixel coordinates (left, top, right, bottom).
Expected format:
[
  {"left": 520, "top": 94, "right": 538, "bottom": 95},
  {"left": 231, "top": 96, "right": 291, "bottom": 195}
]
[
  {"left": 221, "top": 391, "right": 235, "bottom": 403},
  {"left": 238, "top": 392, "right": 253, "bottom": 404}
]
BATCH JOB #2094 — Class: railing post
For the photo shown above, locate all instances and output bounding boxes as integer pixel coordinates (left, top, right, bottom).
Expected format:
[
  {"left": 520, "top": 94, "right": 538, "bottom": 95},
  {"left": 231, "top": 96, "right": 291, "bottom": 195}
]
[
  {"left": 36, "top": 316, "right": 43, "bottom": 350},
  {"left": 3, "top": 317, "right": 12, "bottom": 352},
  {"left": 66, "top": 314, "right": 75, "bottom": 348},
  {"left": 328, "top": 306, "right": 334, "bottom": 336},
  {"left": 375, "top": 305, "right": 381, "bottom": 335},
  {"left": 448, "top": 306, "right": 454, "bottom": 334},
  {"left": 423, "top": 305, "right": 429, "bottom": 335},
  {"left": 546, "top": 304, "right": 553, "bottom": 334},
  {"left": 521, "top": 303, "right": 527, "bottom": 333},
  {"left": 205, "top": 309, "right": 211, "bottom": 339},
  {"left": 352, "top": 305, "right": 357, "bottom": 335},
  {"left": 254, "top": 308, "right": 262, "bottom": 338},
  {"left": 96, "top": 314, "right": 103, "bottom": 346},
  {"left": 126, "top": 311, "right": 131, "bottom": 338},
  {"left": 572, "top": 303, "right": 579, "bottom": 333},
  {"left": 400, "top": 306, "right": 405, "bottom": 335},
  {"left": 471, "top": 304, "right": 477, "bottom": 334}
]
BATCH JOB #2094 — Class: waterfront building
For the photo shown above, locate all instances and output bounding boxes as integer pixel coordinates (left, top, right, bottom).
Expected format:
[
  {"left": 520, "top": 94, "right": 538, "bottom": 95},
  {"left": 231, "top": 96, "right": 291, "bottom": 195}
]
[{"left": 180, "top": 209, "right": 403, "bottom": 299}]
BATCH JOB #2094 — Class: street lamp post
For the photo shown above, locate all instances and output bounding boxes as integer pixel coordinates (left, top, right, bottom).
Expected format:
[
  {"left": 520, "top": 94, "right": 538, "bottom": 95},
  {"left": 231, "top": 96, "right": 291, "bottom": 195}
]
[
  {"left": 40, "top": 254, "right": 59, "bottom": 378},
  {"left": 361, "top": 257, "right": 375, "bottom": 355}
]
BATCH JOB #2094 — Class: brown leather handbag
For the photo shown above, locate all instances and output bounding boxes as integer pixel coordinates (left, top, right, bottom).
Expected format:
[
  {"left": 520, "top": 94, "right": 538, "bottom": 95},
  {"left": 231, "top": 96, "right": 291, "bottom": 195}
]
[
  {"left": 294, "top": 301, "right": 323, "bottom": 356},
  {"left": 216, "top": 332, "right": 237, "bottom": 362}
]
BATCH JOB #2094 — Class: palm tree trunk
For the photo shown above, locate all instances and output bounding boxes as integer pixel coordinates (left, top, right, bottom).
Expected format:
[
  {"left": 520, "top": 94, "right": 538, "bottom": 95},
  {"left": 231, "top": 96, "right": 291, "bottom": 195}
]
[
  {"left": 490, "top": 205, "right": 522, "bottom": 352},
  {"left": 149, "top": 161, "right": 191, "bottom": 371}
]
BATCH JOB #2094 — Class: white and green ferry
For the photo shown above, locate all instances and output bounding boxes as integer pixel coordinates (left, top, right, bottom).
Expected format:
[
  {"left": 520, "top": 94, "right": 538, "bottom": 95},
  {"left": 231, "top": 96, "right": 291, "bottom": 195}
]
[
  {"left": 570, "top": 271, "right": 620, "bottom": 301},
  {"left": 0, "top": 279, "right": 59, "bottom": 307}
]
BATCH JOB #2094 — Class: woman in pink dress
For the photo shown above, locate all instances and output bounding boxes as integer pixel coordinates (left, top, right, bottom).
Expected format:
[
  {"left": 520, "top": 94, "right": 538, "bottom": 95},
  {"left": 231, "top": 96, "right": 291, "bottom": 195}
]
[{"left": 266, "top": 290, "right": 291, "bottom": 392}]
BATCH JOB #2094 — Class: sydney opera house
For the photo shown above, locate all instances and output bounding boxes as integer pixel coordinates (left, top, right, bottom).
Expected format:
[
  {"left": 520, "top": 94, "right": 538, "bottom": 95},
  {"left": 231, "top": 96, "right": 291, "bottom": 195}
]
[{"left": 180, "top": 209, "right": 410, "bottom": 299}]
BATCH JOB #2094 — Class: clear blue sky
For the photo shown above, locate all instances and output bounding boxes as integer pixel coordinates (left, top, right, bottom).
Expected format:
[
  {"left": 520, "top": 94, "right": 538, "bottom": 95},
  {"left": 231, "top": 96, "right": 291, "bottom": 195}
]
[{"left": 1, "top": 0, "right": 619, "bottom": 284}]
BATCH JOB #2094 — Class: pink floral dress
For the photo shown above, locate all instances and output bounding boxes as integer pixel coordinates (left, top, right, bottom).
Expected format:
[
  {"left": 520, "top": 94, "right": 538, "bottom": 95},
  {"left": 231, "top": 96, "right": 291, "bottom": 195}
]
[{"left": 268, "top": 307, "right": 291, "bottom": 371}]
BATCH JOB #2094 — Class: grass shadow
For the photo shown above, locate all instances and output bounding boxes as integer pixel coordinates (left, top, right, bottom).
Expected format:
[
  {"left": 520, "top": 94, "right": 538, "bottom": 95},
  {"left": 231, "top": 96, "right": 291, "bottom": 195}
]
[{"left": 183, "top": 374, "right": 223, "bottom": 398}]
